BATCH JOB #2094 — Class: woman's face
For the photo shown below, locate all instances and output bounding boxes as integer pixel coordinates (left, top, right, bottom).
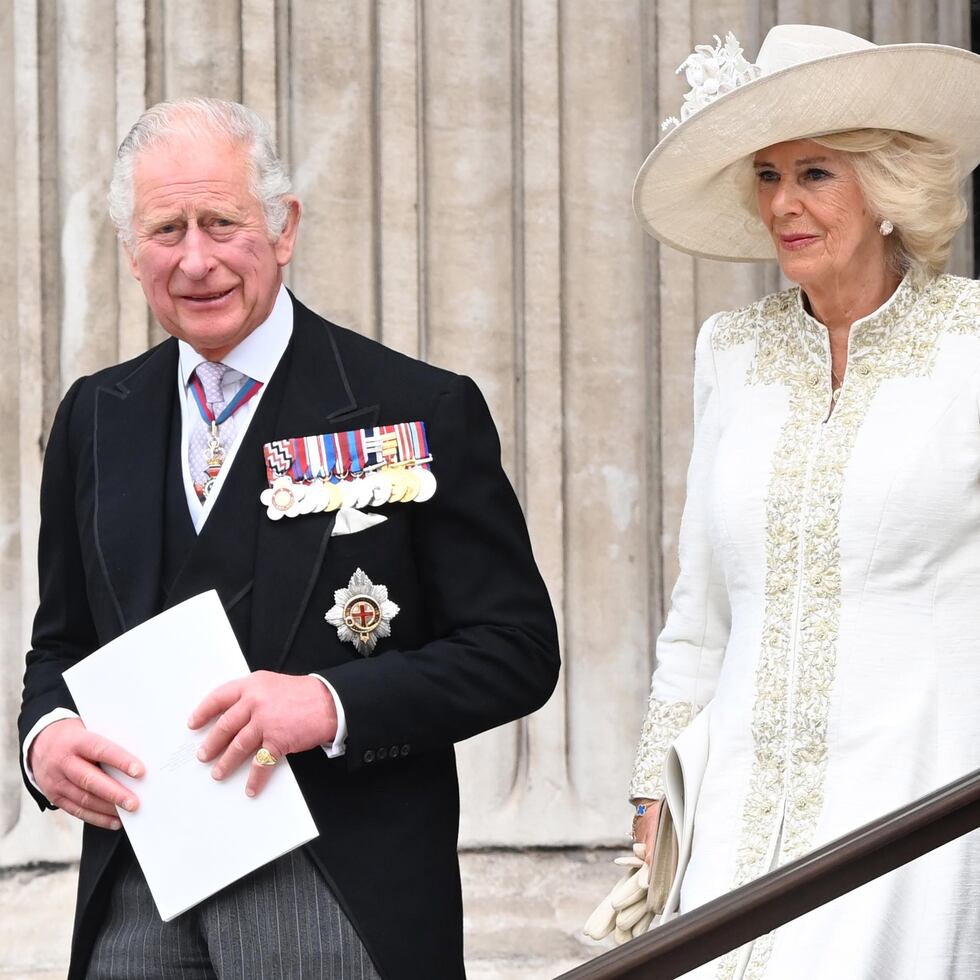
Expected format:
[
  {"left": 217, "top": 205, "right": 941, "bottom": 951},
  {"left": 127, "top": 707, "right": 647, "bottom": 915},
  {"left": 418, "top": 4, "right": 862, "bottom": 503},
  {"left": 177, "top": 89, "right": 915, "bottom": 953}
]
[{"left": 754, "top": 139, "right": 887, "bottom": 291}]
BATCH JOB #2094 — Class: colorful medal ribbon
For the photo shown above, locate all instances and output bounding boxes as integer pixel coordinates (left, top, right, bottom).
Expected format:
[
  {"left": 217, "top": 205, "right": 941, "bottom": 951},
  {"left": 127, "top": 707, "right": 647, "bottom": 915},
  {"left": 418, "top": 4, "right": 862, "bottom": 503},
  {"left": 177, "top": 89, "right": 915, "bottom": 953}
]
[
  {"left": 260, "top": 420, "right": 435, "bottom": 519},
  {"left": 263, "top": 422, "right": 433, "bottom": 485}
]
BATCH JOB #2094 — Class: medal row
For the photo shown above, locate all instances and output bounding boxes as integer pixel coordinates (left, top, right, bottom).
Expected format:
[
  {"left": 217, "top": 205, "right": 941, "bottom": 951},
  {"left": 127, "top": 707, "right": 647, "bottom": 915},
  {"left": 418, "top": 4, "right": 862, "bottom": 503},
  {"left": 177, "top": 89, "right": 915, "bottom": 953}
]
[{"left": 260, "top": 421, "right": 436, "bottom": 521}]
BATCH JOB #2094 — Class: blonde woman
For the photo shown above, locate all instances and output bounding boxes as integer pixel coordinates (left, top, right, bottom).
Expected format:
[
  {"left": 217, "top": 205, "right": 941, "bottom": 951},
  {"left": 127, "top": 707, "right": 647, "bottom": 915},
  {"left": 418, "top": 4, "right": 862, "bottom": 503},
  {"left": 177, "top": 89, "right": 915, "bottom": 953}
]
[{"left": 626, "top": 24, "right": 980, "bottom": 979}]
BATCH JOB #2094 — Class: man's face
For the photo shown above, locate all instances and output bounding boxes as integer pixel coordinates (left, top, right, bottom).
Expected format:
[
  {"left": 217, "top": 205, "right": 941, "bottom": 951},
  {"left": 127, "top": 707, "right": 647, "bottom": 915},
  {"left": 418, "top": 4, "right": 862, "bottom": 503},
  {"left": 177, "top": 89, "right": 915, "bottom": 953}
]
[{"left": 127, "top": 131, "right": 300, "bottom": 360}]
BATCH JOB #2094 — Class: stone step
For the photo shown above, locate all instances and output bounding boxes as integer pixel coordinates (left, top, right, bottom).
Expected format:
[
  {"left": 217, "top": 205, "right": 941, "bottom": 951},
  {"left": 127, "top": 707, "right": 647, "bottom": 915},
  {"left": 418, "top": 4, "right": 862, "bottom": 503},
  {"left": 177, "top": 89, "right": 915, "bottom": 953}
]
[{"left": 0, "top": 849, "right": 618, "bottom": 978}]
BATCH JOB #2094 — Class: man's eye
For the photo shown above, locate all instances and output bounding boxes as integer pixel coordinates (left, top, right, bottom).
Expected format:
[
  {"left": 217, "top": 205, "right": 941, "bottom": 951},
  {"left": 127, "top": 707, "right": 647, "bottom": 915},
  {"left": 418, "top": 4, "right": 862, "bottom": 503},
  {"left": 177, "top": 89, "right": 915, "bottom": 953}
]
[{"left": 152, "top": 224, "right": 183, "bottom": 239}]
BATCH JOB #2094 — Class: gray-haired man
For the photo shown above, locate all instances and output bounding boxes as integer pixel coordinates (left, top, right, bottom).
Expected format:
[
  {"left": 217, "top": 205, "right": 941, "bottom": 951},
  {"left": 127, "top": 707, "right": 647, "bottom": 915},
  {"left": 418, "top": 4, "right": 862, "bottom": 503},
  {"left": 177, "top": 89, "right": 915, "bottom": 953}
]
[{"left": 19, "top": 98, "right": 559, "bottom": 980}]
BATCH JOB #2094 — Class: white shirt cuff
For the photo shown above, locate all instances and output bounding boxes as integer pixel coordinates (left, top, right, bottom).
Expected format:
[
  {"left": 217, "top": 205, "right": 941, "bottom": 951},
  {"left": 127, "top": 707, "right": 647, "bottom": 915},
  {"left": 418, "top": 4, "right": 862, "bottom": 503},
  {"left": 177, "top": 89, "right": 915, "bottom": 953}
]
[
  {"left": 22, "top": 708, "right": 80, "bottom": 796},
  {"left": 310, "top": 675, "right": 347, "bottom": 758}
]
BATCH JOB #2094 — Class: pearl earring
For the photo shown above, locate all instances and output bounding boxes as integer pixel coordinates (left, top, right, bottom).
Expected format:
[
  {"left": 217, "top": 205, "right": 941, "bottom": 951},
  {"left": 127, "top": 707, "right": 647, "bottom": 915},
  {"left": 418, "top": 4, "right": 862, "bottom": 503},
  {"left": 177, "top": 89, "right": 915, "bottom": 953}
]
[{"left": 879, "top": 219, "right": 894, "bottom": 236}]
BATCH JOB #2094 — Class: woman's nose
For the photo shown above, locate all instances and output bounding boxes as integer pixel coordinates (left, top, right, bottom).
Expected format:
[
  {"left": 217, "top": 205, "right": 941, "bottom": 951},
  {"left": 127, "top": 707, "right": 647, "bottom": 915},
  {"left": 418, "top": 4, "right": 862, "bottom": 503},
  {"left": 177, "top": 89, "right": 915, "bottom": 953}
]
[{"left": 770, "top": 182, "right": 803, "bottom": 217}]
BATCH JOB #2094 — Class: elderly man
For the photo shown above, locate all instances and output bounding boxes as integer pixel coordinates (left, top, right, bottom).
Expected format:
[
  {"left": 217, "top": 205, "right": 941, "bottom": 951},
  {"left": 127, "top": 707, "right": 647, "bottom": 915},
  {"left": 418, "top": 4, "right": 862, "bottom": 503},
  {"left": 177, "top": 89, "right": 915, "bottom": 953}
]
[{"left": 18, "top": 98, "right": 559, "bottom": 980}]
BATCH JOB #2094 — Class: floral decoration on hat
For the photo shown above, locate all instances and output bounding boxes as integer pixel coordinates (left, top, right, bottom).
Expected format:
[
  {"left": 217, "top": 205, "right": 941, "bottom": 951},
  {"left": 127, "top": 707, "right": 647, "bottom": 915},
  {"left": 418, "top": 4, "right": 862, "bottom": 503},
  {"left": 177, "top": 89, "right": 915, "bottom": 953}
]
[{"left": 661, "top": 33, "right": 761, "bottom": 133}]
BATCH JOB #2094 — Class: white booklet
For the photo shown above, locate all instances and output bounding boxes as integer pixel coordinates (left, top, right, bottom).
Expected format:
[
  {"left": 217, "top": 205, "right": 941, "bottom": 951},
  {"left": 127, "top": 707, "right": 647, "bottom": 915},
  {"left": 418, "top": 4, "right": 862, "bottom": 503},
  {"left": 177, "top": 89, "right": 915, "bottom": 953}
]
[{"left": 63, "top": 590, "right": 319, "bottom": 921}]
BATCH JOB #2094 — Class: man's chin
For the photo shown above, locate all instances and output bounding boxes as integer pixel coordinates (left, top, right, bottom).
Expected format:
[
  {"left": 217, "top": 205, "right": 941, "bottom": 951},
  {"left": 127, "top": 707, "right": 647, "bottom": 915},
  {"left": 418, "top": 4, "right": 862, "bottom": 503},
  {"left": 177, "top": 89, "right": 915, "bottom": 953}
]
[{"left": 165, "top": 318, "right": 253, "bottom": 359}]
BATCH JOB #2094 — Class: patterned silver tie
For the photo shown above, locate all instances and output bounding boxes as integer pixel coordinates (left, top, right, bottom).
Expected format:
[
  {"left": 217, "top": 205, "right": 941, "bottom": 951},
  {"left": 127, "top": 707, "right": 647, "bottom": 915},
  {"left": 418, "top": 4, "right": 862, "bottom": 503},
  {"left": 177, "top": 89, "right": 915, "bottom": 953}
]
[{"left": 188, "top": 361, "right": 237, "bottom": 502}]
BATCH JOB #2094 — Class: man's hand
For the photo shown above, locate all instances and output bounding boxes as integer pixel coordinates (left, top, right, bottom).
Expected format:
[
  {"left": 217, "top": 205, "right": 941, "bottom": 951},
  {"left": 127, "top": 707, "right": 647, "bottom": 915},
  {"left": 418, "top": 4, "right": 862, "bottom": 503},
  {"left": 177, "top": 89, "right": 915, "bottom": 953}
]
[
  {"left": 188, "top": 671, "right": 338, "bottom": 798},
  {"left": 29, "top": 718, "right": 143, "bottom": 830}
]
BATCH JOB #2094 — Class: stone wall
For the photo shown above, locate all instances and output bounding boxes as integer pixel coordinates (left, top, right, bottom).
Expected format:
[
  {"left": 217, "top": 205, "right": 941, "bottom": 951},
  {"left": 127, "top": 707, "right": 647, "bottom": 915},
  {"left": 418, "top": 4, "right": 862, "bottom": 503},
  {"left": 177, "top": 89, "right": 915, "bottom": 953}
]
[{"left": 2, "top": 0, "right": 973, "bottom": 875}]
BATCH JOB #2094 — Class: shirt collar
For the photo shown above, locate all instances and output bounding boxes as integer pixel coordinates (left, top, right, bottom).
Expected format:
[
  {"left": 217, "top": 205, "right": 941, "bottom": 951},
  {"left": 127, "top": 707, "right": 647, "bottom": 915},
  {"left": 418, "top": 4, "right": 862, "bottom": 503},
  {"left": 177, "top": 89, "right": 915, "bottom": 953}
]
[{"left": 178, "top": 283, "right": 294, "bottom": 388}]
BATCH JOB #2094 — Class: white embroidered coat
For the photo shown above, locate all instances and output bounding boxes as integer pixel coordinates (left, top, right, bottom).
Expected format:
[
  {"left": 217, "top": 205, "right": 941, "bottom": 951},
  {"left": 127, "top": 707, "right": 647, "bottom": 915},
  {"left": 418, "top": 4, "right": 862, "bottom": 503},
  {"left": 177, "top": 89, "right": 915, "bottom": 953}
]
[{"left": 630, "top": 273, "right": 980, "bottom": 980}]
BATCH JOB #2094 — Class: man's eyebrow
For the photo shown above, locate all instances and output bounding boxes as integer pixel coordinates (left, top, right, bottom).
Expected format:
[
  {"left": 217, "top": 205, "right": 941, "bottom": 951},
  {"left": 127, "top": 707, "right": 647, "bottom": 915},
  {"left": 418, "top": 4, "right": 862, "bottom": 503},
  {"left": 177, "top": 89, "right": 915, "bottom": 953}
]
[
  {"left": 139, "top": 206, "right": 240, "bottom": 228},
  {"left": 753, "top": 156, "right": 830, "bottom": 168},
  {"left": 197, "top": 206, "right": 241, "bottom": 220},
  {"left": 139, "top": 211, "right": 185, "bottom": 227}
]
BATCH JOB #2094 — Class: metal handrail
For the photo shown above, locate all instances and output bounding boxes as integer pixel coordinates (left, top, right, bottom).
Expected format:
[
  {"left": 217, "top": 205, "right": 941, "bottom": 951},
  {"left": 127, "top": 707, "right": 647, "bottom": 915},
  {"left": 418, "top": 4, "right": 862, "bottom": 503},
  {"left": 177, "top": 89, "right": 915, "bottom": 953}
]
[{"left": 556, "top": 765, "right": 980, "bottom": 979}]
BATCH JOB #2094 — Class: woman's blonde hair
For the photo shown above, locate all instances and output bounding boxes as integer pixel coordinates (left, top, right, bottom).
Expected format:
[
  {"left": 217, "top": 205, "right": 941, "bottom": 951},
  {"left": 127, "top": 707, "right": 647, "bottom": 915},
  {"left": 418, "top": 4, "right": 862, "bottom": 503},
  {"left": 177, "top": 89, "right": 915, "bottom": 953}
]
[{"left": 810, "top": 129, "right": 967, "bottom": 278}]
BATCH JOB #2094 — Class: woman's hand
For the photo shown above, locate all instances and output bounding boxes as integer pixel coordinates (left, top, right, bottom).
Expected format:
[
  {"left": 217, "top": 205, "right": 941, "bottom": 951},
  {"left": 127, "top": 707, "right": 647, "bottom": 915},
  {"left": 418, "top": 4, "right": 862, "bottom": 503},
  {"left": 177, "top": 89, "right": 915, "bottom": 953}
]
[{"left": 634, "top": 799, "right": 663, "bottom": 865}]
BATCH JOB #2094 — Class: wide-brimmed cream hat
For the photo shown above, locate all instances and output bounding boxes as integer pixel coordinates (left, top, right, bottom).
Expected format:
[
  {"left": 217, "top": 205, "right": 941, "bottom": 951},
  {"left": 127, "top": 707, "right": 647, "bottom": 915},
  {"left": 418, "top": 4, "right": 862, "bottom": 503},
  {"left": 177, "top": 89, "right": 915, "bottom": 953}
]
[{"left": 633, "top": 24, "right": 980, "bottom": 262}]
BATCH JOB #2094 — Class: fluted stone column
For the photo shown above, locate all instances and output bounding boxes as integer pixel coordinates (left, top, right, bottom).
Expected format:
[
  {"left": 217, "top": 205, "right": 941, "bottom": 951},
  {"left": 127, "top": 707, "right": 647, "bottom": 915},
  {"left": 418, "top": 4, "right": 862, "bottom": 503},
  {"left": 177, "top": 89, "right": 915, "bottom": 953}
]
[{"left": 3, "top": 0, "right": 974, "bottom": 874}]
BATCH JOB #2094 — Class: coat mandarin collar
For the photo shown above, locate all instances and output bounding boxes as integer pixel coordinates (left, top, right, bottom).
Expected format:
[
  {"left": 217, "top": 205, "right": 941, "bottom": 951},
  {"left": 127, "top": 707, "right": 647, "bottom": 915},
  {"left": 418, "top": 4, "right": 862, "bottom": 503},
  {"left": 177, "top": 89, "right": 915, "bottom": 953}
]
[
  {"left": 791, "top": 272, "right": 932, "bottom": 369},
  {"left": 795, "top": 271, "right": 929, "bottom": 339}
]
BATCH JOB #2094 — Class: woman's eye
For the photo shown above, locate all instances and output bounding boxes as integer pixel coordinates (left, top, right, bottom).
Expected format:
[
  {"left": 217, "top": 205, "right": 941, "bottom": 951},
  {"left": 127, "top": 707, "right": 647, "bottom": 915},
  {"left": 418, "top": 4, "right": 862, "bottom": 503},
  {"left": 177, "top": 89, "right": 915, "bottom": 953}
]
[
  {"left": 756, "top": 170, "right": 779, "bottom": 183},
  {"left": 804, "top": 168, "right": 831, "bottom": 181}
]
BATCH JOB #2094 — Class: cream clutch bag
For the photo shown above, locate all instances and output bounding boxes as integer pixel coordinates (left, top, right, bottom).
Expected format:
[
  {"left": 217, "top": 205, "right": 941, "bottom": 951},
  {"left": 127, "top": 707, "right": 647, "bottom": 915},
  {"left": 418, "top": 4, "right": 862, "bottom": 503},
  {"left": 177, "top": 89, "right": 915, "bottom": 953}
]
[
  {"left": 584, "top": 704, "right": 712, "bottom": 944},
  {"left": 646, "top": 802, "right": 679, "bottom": 915}
]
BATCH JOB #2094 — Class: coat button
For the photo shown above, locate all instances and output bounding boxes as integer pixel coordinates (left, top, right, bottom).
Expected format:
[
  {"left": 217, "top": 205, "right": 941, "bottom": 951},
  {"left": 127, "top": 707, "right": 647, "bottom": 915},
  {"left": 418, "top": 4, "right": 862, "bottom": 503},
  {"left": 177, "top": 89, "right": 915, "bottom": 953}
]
[
  {"left": 377, "top": 747, "right": 388, "bottom": 760},
  {"left": 390, "top": 746, "right": 400, "bottom": 759},
  {"left": 363, "top": 750, "right": 376, "bottom": 764},
  {"left": 401, "top": 744, "right": 411, "bottom": 756}
]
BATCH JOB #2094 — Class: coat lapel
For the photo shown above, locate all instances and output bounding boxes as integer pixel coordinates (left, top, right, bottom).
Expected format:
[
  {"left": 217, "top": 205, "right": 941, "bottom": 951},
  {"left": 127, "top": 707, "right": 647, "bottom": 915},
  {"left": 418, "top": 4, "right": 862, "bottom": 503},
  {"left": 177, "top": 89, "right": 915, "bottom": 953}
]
[
  {"left": 249, "top": 298, "right": 378, "bottom": 671},
  {"left": 94, "top": 341, "right": 178, "bottom": 633}
]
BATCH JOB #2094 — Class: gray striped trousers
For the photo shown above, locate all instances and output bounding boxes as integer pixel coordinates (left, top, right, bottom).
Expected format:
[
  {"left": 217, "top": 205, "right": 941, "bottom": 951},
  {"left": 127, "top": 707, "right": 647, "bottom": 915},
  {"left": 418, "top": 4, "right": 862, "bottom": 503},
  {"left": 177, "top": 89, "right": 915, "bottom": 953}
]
[{"left": 86, "top": 847, "right": 382, "bottom": 979}]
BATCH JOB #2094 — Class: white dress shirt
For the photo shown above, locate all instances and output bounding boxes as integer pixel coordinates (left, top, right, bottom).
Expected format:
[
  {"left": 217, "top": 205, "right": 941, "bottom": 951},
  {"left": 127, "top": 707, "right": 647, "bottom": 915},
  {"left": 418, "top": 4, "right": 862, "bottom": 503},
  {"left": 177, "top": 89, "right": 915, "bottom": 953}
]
[{"left": 24, "top": 284, "right": 347, "bottom": 792}]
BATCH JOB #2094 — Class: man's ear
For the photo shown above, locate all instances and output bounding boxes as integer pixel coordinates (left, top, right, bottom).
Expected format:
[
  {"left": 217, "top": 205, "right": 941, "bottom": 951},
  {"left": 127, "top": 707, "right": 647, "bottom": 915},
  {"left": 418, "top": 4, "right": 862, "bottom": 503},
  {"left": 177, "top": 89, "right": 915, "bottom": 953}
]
[
  {"left": 274, "top": 197, "right": 302, "bottom": 267},
  {"left": 125, "top": 243, "right": 141, "bottom": 281}
]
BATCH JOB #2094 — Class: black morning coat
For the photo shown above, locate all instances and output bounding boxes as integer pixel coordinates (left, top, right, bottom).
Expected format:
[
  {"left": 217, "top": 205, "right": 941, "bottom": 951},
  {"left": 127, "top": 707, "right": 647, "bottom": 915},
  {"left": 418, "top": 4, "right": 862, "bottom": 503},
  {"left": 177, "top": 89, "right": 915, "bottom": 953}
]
[{"left": 18, "top": 292, "right": 560, "bottom": 980}]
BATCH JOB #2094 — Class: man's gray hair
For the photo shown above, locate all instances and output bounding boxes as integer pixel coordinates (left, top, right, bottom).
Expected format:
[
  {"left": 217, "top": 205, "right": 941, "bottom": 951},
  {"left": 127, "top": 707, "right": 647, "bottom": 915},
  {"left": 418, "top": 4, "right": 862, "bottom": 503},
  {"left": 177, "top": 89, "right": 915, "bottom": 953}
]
[{"left": 108, "top": 97, "right": 292, "bottom": 249}]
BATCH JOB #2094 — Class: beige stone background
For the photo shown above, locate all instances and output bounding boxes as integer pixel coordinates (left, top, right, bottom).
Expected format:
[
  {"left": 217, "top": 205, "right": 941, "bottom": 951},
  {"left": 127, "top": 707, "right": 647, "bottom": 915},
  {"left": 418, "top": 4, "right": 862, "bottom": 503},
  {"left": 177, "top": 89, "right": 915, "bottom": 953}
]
[{"left": 0, "top": 1, "right": 974, "bottom": 978}]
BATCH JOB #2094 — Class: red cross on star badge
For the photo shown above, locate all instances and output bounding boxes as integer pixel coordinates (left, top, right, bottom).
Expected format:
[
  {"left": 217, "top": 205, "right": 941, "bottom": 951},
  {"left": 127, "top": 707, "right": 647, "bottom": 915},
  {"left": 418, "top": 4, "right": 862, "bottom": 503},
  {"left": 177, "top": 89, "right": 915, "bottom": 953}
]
[{"left": 325, "top": 568, "right": 400, "bottom": 656}]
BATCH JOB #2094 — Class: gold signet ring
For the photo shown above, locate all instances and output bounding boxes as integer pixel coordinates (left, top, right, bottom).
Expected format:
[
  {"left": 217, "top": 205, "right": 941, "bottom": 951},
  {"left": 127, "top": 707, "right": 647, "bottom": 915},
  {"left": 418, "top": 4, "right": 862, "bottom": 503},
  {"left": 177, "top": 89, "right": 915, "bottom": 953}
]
[{"left": 254, "top": 748, "right": 279, "bottom": 766}]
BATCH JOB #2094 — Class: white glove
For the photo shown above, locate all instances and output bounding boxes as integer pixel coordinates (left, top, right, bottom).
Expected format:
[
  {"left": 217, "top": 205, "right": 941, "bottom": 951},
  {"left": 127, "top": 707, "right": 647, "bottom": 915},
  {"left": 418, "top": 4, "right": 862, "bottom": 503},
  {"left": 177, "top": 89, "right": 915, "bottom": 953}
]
[{"left": 583, "top": 843, "right": 657, "bottom": 944}]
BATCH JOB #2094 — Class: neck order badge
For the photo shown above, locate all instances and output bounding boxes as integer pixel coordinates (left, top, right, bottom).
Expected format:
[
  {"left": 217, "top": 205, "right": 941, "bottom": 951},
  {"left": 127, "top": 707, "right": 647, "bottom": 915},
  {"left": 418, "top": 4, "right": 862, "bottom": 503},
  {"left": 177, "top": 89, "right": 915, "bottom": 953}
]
[
  {"left": 189, "top": 367, "right": 263, "bottom": 502},
  {"left": 259, "top": 421, "right": 436, "bottom": 521}
]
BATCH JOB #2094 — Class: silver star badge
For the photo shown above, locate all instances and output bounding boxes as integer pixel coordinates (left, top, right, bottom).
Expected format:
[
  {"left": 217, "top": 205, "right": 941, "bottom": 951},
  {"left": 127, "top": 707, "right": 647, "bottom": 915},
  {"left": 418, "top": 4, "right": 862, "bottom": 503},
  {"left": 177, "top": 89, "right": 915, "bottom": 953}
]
[{"left": 325, "top": 568, "right": 400, "bottom": 656}]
